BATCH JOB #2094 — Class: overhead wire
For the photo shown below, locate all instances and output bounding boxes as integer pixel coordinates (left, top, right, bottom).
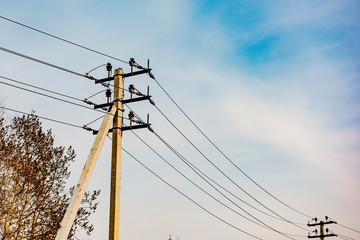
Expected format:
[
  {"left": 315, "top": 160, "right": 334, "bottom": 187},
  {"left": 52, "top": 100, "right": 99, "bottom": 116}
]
[
  {"left": 0, "top": 75, "right": 134, "bottom": 133},
  {"left": 84, "top": 115, "right": 105, "bottom": 126},
  {"left": 0, "top": 16, "right": 276, "bottom": 236},
  {"left": 120, "top": 147, "right": 264, "bottom": 240},
  {"left": 0, "top": 105, "right": 300, "bottom": 239},
  {"left": 0, "top": 106, "right": 82, "bottom": 129},
  {"left": 0, "top": 45, "right": 128, "bottom": 93},
  {"left": 154, "top": 104, "right": 308, "bottom": 231},
  {"left": 86, "top": 90, "right": 107, "bottom": 99},
  {"left": 153, "top": 130, "right": 308, "bottom": 234},
  {"left": 0, "top": 16, "right": 129, "bottom": 65},
  {"left": 0, "top": 13, "right": 311, "bottom": 224},
  {"left": 128, "top": 128, "right": 303, "bottom": 239},
  {"left": 0, "top": 75, "right": 82, "bottom": 102},
  {"left": 124, "top": 105, "right": 306, "bottom": 228},
  {"left": 338, "top": 223, "right": 360, "bottom": 234},
  {"left": 327, "top": 217, "right": 360, "bottom": 235},
  {"left": 152, "top": 77, "right": 312, "bottom": 219},
  {"left": 4, "top": 14, "right": 358, "bottom": 239},
  {"left": 336, "top": 234, "right": 356, "bottom": 240},
  {"left": 0, "top": 46, "right": 88, "bottom": 79},
  {"left": 86, "top": 63, "right": 108, "bottom": 75},
  {"left": 0, "top": 105, "right": 294, "bottom": 240},
  {"left": 0, "top": 76, "right": 107, "bottom": 114}
]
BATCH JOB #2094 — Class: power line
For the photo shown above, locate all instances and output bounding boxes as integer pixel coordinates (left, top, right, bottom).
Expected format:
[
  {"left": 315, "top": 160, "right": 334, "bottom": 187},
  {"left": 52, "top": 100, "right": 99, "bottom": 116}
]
[
  {"left": 327, "top": 217, "right": 360, "bottom": 235},
  {"left": 0, "top": 76, "right": 106, "bottom": 114},
  {"left": 338, "top": 223, "right": 360, "bottom": 234},
  {"left": 0, "top": 46, "right": 88, "bottom": 79},
  {"left": 1, "top": 104, "right": 299, "bottom": 239},
  {"left": 121, "top": 147, "right": 264, "bottom": 240},
  {"left": 0, "top": 75, "right": 131, "bottom": 130},
  {"left": 152, "top": 78, "right": 312, "bottom": 219},
  {"left": 336, "top": 233, "right": 356, "bottom": 240},
  {"left": 0, "top": 75, "right": 82, "bottom": 102},
  {"left": 125, "top": 104, "right": 306, "bottom": 228},
  {"left": 154, "top": 104, "right": 308, "bottom": 231},
  {"left": 153, "top": 131, "right": 308, "bottom": 234},
  {"left": 129, "top": 129, "right": 303, "bottom": 239},
  {"left": 0, "top": 15, "right": 129, "bottom": 65},
  {"left": 0, "top": 46, "right": 127, "bottom": 92},
  {"left": 0, "top": 14, "right": 310, "bottom": 219},
  {"left": 3, "top": 17, "right": 353, "bottom": 240},
  {"left": 123, "top": 106, "right": 281, "bottom": 223},
  {"left": 0, "top": 106, "right": 82, "bottom": 129}
]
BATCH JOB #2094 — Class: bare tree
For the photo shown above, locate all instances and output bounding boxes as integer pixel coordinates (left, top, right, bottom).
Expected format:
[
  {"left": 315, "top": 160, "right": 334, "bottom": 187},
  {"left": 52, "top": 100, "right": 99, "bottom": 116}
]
[{"left": 0, "top": 113, "right": 100, "bottom": 240}]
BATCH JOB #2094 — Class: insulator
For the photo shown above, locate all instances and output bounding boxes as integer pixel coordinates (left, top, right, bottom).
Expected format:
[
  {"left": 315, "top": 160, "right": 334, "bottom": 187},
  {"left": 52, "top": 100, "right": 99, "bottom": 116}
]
[
  {"left": 129, "top": 84, "right": 135, "bottom": 93},
  {"left": 83, "top": 99, "right": 94, "bottom": 105},
  {"left": 129, "top": 58, "right": 136, "bottom": 66},
  {"left": 82, "top": 125, "right": 92, "bottom": 131},
  {"left": 106, "top": 62, "right": 112, "bottom": 71},
  {"left": 148, "top": 126, "right": 154, "bottom": 132},
  {"left": 149, "top": 98, "right": 155, "bottom": 105},
  {"left": 128, "top": 111, "right": 134, "bottom": 119},
  {"left": 106, "top": 89, "right": 111, "bottom": 98}
]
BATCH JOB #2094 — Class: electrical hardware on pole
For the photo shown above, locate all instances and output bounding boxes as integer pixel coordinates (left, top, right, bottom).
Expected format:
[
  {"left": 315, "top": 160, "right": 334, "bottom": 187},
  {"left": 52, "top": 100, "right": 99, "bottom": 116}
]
[
  {"left": 93, "top": 59, "right": 154, "bottom": 240},
  {"left": 307, "top": 216, "right": 337, "bottom": 239},
  {"left": 55, "top": 58, "right": 154, "bottom": 240}
]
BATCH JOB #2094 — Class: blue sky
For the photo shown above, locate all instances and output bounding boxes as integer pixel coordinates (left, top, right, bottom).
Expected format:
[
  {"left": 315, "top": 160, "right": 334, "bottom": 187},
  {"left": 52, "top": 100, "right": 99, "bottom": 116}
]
[{"left": 1, "top": 0, "right": 359, "bottom": 239}]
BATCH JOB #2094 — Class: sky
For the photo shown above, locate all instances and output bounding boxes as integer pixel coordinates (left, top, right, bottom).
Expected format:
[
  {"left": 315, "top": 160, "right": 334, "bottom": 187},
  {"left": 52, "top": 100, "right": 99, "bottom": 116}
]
[{"left": 1, "top": 0, "right": 360, "bottom": 239}]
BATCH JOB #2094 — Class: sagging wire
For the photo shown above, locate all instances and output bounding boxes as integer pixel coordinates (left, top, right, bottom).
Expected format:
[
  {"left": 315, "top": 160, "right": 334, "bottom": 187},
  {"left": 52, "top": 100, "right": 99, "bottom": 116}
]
[
  {"left": 0, "top": 16, "right": 129, "bottom": 65},
  {"left": 153, "top": 103, "right": 309, "bottom": 231},
  {"left": 84, "top": 116, "right": 104, "bottom": 126},
  {"left": 327, "top": 217, "right": 360, "bottom": 234},
  {"left": 120, "top": 146, "right": 263, "bottom": 240},
  {"left": 336, "top": 233, "right": 356, "bottom": 240},
  {"left": 151, "top": 126, "right": 307, "bottom": 226},
  {"left": 1, "top": 106, "right": 82, "bottom": 129},
  {"left": 85, "top": 63, "right": 107, "bottom": 75},
  {"left": 128, "top": 129, "right": 301, "bottom": 239},
  {"left": 85, "top": 90, "right": 107, "bottom": 100}
]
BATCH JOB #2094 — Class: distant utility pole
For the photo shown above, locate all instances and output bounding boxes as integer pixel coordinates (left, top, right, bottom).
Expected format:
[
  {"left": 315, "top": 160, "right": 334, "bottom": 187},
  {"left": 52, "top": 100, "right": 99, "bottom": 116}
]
[
  {"left": 307, "top": 216, "right": 337, "bottom": 239},
  {"left": 56, "top": 59, "right": 154, "bottom": 240}
]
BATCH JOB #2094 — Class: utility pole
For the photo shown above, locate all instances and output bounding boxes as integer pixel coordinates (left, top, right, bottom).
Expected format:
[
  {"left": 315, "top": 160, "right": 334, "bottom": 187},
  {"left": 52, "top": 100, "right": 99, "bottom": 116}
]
[
  {"left": 109, "top": 68, "right": 123, "bottom": 240},
  {"left": 56, "top": 59, "right": 154, "bottom": 240},
  {"left": 95, "top": 61, "right": 153, "bottom": 240},
  {"left": 307, "top": 216, "right": 337, "bottom": 239}
]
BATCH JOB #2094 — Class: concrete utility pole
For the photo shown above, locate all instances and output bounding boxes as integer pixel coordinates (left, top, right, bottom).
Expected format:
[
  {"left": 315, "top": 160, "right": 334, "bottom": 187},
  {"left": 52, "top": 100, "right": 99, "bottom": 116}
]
[
  {"left": 109, "top": 68, "right": 124, "bottom": 240},
  {"left": 307, "top": 217, "right": 337, "bottom": 239},
  {"left": 56, "top": 59, "right": 153, "bottom": 240}
]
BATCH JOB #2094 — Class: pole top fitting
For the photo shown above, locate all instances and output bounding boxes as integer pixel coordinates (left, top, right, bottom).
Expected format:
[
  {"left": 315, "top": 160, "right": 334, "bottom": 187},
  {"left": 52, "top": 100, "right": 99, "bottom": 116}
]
[{"left": 106, "top": 62, "right": 112, "bottom": 71}]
